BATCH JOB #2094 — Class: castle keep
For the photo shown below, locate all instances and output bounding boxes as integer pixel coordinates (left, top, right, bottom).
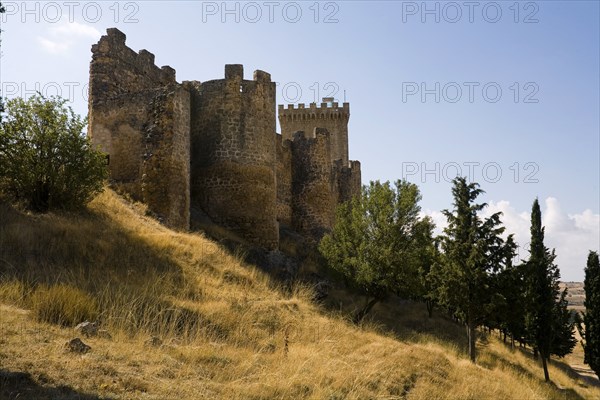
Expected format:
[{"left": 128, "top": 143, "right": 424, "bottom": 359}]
[{"left": 88, "top": 28, "right": 361, "bottom": 250}]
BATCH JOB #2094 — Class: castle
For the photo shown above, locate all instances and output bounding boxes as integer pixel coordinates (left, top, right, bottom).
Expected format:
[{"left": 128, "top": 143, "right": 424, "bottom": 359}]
[{"left": 88, "top": 28, "right": 361, "bottom": 250}]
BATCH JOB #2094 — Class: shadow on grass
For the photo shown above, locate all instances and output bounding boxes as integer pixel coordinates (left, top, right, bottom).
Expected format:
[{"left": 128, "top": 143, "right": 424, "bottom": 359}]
[
  {"left": 0, "top": 369, "right": 111, "bottom": 400},
  {"left": 480, "top": 348, "right": 550, "bottom": 384},
  {"left": 0, "top": 200, "right": 239, "bottom": 343},
  {"left": 485, "top": 342, "right": 597, "bottom": 398},
  {"left": 511, "top": 345, "right": 600, "bottom": 389},
  {"left": 319, "top": 288, "right": 469, "bottom": 354},
  {"left": 0, "top": 201, "right": 185, "bottom": 291},
  {"left": 0, "top": 201, "right": 199, "bottom": 334},
  {"left": 549, "top": 356, "right": 600, "bottom": 389},
  {"left": 547, "top": 381, "right": 587, "bottom": 400}
]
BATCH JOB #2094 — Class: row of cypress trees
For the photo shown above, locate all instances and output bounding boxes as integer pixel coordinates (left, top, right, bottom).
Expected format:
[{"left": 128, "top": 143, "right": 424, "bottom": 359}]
[
  {"left": 320, "top": 176, "right": 598, "bottom": 382},
  {"left": 432, "top": 178, "right": 577, "bottom": 381}
]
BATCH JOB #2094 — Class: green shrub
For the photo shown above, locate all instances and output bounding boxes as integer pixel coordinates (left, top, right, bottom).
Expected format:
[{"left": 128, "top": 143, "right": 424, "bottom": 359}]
[
  {"left": 0, "top": 95, "right": 108, "bottom": 212},
  {"left": 31, "top": 284, "right": 98, "bottom": 326}
]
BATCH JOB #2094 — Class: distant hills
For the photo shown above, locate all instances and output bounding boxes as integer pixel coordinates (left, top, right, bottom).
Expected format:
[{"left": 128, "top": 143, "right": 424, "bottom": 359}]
[{"left": 561, "top": 282, "right": 585, "bottom": 312}]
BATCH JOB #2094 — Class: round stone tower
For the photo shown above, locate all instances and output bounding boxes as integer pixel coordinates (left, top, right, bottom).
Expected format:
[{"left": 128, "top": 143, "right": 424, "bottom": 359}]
[{"left": 186, "top": 65, "right": 278, "bottom": 249}]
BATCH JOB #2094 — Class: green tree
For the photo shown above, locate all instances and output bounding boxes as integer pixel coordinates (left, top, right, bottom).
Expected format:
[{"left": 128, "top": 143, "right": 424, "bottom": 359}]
[
  {"left": 433, "top": 177, "right": 509, "bottom": 362},
  {"left": 501, "top": 260, "right": 528, "bottom": 347},
  {"left": 0, "top": 95, "right": 107, "bottom": 211},
  {"left": 551, "top": 288, "right": 577, "bottom": 358},
  {"left": 523, "top": 199, "right": 575, "bottom": 382},
  {"left": 0, "top": 2, "right": 6, "bottom": 119},
  {"left": 581, "top": 251, "right": 600, "bottom": 378},
  {"left": 417, "top": 233, "right": 439, "bottom": 318},
  {"left": 486, "top": 236, "right": 523, "bottom": 344},
  {"left": 319, "top": 180, "right": 432, "bottom": 323}
]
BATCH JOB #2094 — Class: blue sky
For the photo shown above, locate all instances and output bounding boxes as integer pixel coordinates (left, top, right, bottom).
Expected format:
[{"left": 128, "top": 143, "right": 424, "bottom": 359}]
[{"left": 1, "top": 1, "right": 598, "bottom": 280}]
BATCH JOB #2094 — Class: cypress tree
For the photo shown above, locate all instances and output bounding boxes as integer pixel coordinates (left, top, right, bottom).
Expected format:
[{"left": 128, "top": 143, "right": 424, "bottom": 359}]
[
  {"left": 524, "top": 199, "right": 575, "bottom": 382},
  {"left": 434, "top": 177, "right": 507, "bottom": 362},
  {"left": 551, "top": 288, "right": 577, "bottom": 358},
  {"left": 583, "top": 251, "right": 600, "bottom": 378}
]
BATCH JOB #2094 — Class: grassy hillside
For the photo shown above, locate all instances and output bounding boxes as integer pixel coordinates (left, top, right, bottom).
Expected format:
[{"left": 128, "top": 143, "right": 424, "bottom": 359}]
[{"left": 0, "top": 189, "right": 598, "bottom": 399}]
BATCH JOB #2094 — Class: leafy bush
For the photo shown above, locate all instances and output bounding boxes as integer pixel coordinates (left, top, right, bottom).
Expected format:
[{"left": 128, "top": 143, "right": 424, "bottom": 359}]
[
  {"left": 0, "top": 95, "right": 107, "bottom": 211},
  {"left": 31, "top": 284, "right": 98, "bottom": 326}
]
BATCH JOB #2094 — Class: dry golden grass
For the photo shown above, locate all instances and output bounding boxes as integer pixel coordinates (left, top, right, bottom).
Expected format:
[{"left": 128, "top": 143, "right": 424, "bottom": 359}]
[{"left": 0, "top": 189, "right": 598, "bottom": 399}]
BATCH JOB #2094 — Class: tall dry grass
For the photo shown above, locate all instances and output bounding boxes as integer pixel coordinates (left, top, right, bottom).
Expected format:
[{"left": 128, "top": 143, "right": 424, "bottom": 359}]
[{"left": 0, "top": 189, "right": 598, "bottom": 399}]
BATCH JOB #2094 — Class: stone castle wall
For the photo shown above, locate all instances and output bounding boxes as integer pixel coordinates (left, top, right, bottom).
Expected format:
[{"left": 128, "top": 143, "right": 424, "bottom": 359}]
[
  {"left": 88, "top": 28, "right": 361, "bottom": 248},
  {"left": 88, "top": 28, "right": 189, "bottom": 229},
  {"left": 276, "top": 134, "right": 293, "bottom": 227},
  {"left": 290, "top": 129, "right": 336, "bottom": 240}
]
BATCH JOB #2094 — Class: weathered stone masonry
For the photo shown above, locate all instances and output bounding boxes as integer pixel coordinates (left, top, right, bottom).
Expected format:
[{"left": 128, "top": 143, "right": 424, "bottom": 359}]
[
  {"left": 88, "top": 28, "right": 361, "bottom": 249},
  {"left": 184, "top": 65, "right": 278, "bottom": 249},
  {"left": 88, "top": 28, "right": 190, "bottom": 230}
]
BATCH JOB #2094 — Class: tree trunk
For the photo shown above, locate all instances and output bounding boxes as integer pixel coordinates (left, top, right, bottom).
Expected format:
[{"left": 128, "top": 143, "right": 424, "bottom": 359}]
[
  {"left": 467, "top": 322, "right": 477, "bottom": 362},
  {"left": 541, "top": 356, "right": 550, "bottom": 382},
  {"left": 533, "top": 348, "right": 538, "bottom": 360},
  {"left": 503, "top": 330, "right": 507, "bottom": 343},
  {"left": 353, "top": 298, "right": 379, "bottom": 324},
  {"left": 426, "top": 300, "right": 433, "bottom": 318},
  {"left": 32, "top": 180, "right": 50, "bottom": 212}
]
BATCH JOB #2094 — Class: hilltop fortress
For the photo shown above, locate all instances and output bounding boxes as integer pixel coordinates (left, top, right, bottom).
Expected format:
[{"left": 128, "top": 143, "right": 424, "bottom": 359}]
[{"left": 88, "top": 28, "right": 361, "bottom": 250}]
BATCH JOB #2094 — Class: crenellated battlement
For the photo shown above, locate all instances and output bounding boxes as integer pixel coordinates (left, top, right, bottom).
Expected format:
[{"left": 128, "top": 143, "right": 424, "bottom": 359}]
[
  {"left": 196, "top": 65, "right": 275, "bottom": 108},
  {"left": 348, "top": 160, "right": 361, "bottom": 170},
  {"left": 278, "top": 101, "right": 349, "bottom": 121},
  {"left": 90, "top": 28, "right": 177, "bottom": 106},
  {"left": 206, "top": 64, "right": 273, "bottom": 84}
]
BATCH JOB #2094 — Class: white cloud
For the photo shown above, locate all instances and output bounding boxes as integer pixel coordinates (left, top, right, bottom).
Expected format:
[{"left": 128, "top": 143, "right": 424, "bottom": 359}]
[
  {"left": 423, "top": 198, "right": 599, "bottom": 282},
  {"left": 37, "top": 37, "right": 70, "bottom": 54},
  {"left": 421, "top": 209, "right": 447, "bottom": 236},
  {"left": 37, "top": 21, "right": 101, "bottom": 55},
  {"left": 52, "top": 22, "right": 101, "bottom": 39}
]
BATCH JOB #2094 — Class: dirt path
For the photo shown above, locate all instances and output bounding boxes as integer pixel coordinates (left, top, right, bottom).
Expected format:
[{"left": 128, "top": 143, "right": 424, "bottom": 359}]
[{"left": 563, "top": 331, "right": 599, "bottom": 388}]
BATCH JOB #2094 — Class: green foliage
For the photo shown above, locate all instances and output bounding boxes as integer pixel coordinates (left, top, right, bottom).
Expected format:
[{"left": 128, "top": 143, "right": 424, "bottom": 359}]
[
  {"left": 493, "top": 256, "right": 528, "bottom": 345},
  {"left": 582, "top": 251, "right": 600, "bottom": 378},
  {"left": 432, "top": 177, "right": 511, "bottom": 362},
  {"left": 551, "top": 288, "right": 577, "bottom": 358},
  {"left": 319, "top": 180, "right": 433, "bottom": 323},
  {"left": 0, "top": 95, "right": 108, "bottom": 211},
  {"left": 0, "top": 2, "right": 5, "bottom": 120},
  {"left": 415, "top": 229, "right": 439, "bottom": 318},
  {"left": 485, "top": 236, "right": 526, "bottom": 343},
  {"left": 31, "top": 284, "right": 99, "bottom": 327},
  {"left": 523, "top": 198, "right": 575, "bottom": 381}
]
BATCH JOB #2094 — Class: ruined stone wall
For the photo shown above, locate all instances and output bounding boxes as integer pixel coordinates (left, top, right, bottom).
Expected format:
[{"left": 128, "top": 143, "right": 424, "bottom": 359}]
[
  {"left": 279, "top": 101, "right": 350, "bottom": 166},
  {"left": 187, "top": 65, "right": 278, "bottom": 249},
  {"left": 290, "top": 128, "right": 336, "bottom": 241},
  {"left": 88, "top": 28, "right": 190, "bottom": 229},
  {"left": 89, "top": 28, "right": 176, "bottom": 102},
  {"left": 276, "top": 134, "right": 292, "bottom": 227},
  {"left": 140, "top": 87, "right": 190, "bottom": 229}
]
